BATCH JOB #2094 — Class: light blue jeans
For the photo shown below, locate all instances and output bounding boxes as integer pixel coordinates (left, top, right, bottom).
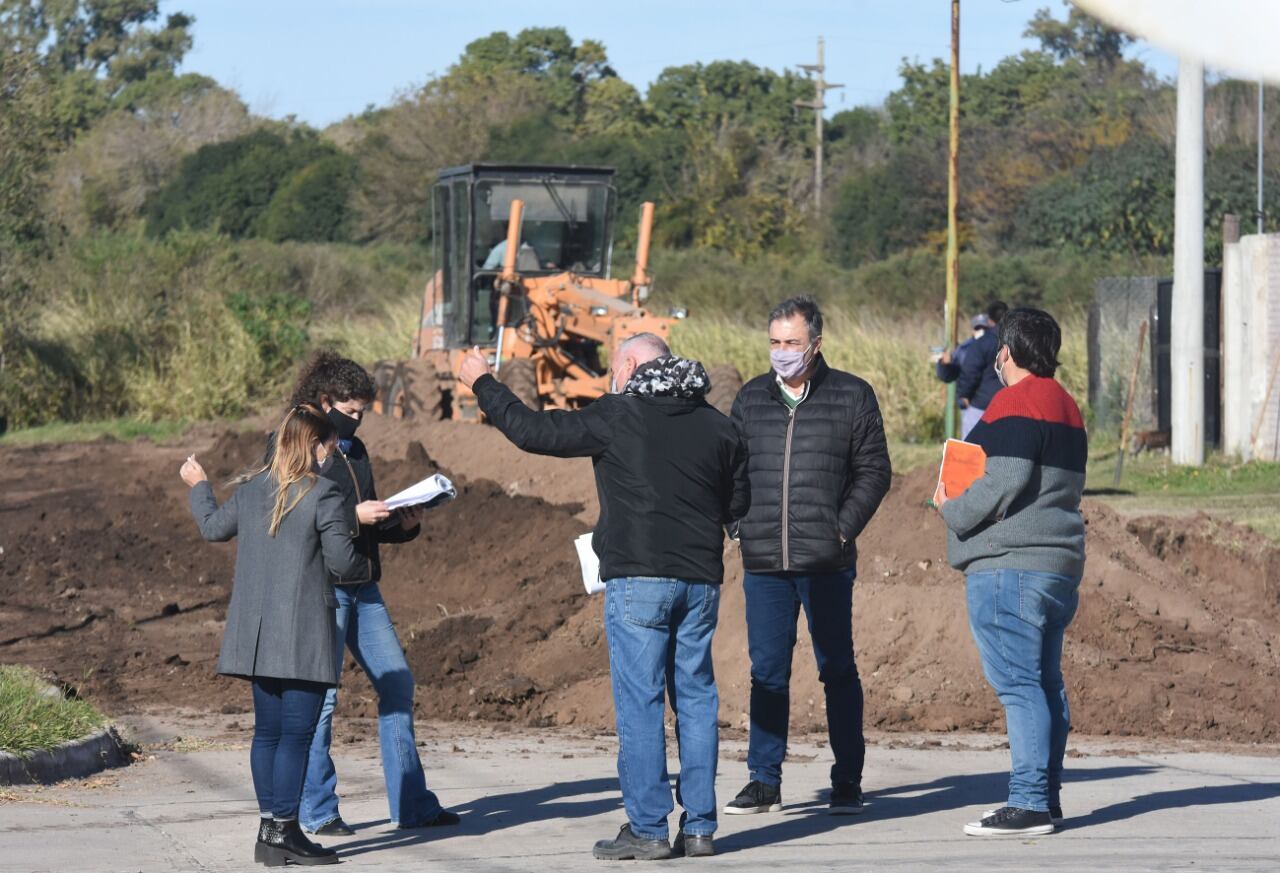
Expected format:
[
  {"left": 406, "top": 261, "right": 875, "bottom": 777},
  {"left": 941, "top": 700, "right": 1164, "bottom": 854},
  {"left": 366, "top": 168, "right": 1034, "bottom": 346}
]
[
  {"left": 965, "top": 569, "right": 1080, "bottom": 812},
  {"left": 603, "top": 577, "right": 721, "bottom": 840},
  {"left": 300, "top": 583, "right": 441, "bottom": 830}
]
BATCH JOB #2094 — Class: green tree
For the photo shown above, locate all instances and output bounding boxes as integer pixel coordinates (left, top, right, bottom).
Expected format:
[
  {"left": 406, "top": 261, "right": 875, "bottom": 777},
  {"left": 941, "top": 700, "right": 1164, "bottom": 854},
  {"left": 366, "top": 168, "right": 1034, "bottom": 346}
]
[
  {"left": 648, "top": 60, "right": 811, "bottom": 147},
  {"left": 0, "top": 0, "right": 194, "bottom": 139}
]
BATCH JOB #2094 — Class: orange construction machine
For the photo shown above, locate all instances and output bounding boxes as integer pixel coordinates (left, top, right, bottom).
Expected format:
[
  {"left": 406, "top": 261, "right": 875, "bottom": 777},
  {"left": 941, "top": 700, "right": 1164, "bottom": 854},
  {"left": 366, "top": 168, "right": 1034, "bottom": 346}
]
[{"left": 370, "top": 163, "right": 738, "bottom": 421}]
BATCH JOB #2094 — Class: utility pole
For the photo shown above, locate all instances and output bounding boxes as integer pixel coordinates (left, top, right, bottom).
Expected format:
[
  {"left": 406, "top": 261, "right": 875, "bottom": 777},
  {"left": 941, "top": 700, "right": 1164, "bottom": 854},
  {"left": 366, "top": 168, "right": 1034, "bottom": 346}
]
[
  {"left": 1172, "top": 58, "right": 1205, "bottom": 466},
  {"left": 1258, "top": 78, "right": 1265, "bottom": 234},
  {"left": 796, "top": 36, "right": 842, "bottom": 211},
  {"left": 944, "top": 0, "right": 961, "bottom": 439}
]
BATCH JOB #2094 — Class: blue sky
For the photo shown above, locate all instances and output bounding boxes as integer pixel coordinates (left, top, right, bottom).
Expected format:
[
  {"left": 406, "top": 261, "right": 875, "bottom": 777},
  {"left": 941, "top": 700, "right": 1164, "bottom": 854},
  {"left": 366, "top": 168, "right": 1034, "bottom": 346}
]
[{"left": 166, "top": 1, "right": 1178, "bottom": 128}]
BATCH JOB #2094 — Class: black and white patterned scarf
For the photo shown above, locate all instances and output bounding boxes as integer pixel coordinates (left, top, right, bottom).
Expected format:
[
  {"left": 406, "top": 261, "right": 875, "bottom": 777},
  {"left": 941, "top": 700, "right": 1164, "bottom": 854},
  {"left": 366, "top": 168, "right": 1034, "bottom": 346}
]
[{"left": 623, "top": 355, "right": 711, "bottom": 399}]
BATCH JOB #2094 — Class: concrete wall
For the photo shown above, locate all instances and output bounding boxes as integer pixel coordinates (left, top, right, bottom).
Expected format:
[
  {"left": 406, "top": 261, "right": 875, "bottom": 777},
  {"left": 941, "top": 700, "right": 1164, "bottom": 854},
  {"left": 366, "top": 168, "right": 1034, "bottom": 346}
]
[{"left": 1222, "top": 233, "right": 1280, "bottom": 460}]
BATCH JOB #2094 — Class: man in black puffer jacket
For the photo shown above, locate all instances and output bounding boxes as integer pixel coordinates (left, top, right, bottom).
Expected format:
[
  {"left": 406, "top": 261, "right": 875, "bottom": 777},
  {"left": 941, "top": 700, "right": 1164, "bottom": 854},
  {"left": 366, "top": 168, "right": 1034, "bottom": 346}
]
[{"left": 724, "top": 296, "right": 892, "bottom": 818}]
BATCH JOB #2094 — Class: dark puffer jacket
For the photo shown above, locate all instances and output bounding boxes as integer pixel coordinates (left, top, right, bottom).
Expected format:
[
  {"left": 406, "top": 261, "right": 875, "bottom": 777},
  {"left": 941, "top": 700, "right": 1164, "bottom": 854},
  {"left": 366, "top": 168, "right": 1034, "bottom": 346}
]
[{"left": 731, "top": 355, "right": 892, "bottom": 575}]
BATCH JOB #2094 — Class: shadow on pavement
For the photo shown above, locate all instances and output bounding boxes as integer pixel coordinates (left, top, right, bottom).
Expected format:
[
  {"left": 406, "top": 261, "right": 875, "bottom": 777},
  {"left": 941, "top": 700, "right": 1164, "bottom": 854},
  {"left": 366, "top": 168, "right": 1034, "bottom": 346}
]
[
  {"left": 717, "top": 765, "right": 1158, "bottom": 854},
  {"left": 338, "top": 777, "right": 621, "bottom": 858},
  {"left": 1074, "top": 780, "right": 1280, "bottom": 829}
]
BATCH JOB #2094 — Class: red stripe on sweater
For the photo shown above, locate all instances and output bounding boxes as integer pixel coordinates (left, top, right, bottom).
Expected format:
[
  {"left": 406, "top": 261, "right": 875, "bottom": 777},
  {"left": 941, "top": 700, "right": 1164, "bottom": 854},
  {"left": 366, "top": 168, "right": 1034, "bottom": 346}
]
[{"left": 981, "top": 376, "right": 1084, "bottom": 429}]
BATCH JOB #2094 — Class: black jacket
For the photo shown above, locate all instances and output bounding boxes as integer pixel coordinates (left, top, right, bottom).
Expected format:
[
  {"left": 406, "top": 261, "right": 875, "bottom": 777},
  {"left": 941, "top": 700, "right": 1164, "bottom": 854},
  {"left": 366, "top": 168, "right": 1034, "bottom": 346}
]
[
  {"left": 731, "top": 356, "right": 892, "bottom": 575},
  {"left": 473, "top": 374, "right": 750, "bottom": 584},
  {"left": 265, "top": 433, "right": 420, "bottom": 584}
]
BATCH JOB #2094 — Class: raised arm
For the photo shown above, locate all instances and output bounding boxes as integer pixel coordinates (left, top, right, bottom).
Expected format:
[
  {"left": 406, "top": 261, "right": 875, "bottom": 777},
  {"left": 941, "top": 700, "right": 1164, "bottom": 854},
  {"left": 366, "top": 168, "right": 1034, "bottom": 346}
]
[
  {"left": 188, "top": 481, "right": 240, "bottom": 543},
  {"left": 472, "top": 374, "right": 612, "bottom": 458},
  {"left": 315, "top": 480, "right": 364, "bottom": 580}
]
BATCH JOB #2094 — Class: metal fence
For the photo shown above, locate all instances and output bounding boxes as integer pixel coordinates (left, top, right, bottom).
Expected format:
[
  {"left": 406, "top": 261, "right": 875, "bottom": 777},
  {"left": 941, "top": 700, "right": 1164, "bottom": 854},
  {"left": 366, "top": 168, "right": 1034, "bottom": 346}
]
[{"left": 1088, "top": 276, "right": 1158, "bottom": 438}]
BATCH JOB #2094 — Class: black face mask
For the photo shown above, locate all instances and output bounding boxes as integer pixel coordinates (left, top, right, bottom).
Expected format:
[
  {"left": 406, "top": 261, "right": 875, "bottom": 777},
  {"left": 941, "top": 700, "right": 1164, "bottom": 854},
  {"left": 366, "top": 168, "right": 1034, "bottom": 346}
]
[{"left": 327, "top": 406, "right": 361, "bottom": 441}]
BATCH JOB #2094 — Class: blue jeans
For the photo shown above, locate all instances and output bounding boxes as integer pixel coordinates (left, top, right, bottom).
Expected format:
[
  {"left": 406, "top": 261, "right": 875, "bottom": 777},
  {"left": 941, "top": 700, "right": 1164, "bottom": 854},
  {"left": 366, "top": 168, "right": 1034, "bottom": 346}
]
[
  {"left": 603, "top": 577, "right": 721, "bottom": 840},
  {"left": 300, "top": 583, "right": 441, "bottom": 830},
  {"left": 965, "top": 569, "right": 1081, "bottom": 812},
  {"left": 744, "top": 569, "right": 864, "bottom": 788},
  {"left": 250, "top": 677, "right": 328, "bottom": 820}
]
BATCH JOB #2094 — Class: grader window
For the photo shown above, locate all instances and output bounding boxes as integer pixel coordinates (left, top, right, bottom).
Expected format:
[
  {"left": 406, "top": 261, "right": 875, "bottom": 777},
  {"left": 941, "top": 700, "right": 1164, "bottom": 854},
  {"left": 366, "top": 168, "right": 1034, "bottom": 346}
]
[{"left": 473, "top": 180, "right": 611, "bottom": 277}]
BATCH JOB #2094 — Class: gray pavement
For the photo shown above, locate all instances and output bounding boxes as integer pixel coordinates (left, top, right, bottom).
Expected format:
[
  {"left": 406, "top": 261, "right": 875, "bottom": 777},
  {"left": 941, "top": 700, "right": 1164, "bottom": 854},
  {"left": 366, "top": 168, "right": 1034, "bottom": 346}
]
[{"left": 2, "top": 716, "right": 1278, "bottom": 873}]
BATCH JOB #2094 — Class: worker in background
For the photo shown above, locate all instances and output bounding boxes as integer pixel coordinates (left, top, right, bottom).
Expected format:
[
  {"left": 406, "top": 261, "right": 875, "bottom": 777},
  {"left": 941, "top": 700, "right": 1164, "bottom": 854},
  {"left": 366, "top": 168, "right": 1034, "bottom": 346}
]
[
  {"left": 935, "top": 313, "right": 992, "bottom": 383},
  {"left": 933, "top": 307, "right": 1087, "bottom": 837},
  {"left": 724, "top": 296, "right": 892, "bottom": 818},
  {"left": 952, "top": 301, "right": 1008, "bottom": 439},
  {"left": 458, "top": 335, "right": 749, "bottom": 860}
]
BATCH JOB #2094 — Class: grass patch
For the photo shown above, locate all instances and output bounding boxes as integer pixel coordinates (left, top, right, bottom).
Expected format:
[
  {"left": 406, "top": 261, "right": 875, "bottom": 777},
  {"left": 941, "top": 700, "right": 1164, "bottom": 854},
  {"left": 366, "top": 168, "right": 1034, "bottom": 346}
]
[
  {"left": 0, "top": 417, "right": 188, "bottom": 446},
  {"left": 1087, "top": 450, "right": 1280, "bottom": 497},
  {"left": 0, "top": 666, "right": 108, "bottom": 756}
]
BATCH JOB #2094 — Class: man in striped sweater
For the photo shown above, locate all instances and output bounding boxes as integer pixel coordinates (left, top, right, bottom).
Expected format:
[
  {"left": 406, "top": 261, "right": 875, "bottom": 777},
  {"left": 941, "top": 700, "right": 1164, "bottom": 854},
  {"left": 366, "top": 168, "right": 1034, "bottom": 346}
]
[{"left": 933, "top": 307, "right": 1087, "bottom": 837}]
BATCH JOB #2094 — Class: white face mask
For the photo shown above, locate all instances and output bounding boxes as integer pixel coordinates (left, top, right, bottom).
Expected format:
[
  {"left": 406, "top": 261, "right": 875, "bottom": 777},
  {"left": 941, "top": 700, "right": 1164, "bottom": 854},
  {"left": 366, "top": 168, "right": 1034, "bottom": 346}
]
[{"left": 994, "top": 349, "right": 1009, "bottom": 387}]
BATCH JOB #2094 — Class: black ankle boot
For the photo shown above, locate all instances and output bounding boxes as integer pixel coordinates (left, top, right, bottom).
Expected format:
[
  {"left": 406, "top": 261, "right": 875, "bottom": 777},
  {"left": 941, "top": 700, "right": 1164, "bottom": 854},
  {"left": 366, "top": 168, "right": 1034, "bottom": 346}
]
[
  {"left": 260, "top": 819, "right": 339, "bottom": 867},
  {"left": 254, "top": 819, "right": 272, "bottom": 864}
]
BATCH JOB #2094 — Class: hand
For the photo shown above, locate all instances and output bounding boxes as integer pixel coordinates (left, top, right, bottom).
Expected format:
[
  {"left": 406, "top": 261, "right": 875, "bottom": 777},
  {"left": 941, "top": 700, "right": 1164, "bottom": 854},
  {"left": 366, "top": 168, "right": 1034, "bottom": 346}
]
[
  {"left": 457, "top": 346, "right": 491, "bottom": 389},
  {"left": 940, "top": 349, "right": 953, "bottom": 365},
  {"left": 356, "top": 500, "right": 391, "bottom": 526},
  {"left": 932, "top": 480, "right": 950, "bottom": 509},
  {"left": 395, "top": 506, "right": 423, "bottom": 528},
  {"left": 959, "top": 397, "right": 970, "bottom": 409},
  {"left": 180, "top": 455, "right": 207, "bottom": 487}
]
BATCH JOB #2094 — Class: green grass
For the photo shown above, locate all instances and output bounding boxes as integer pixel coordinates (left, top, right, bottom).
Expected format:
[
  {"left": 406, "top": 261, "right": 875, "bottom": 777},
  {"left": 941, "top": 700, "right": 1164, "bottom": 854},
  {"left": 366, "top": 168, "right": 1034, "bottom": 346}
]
[
  {"left": 0, "top": 417, "right": 188, "bottom": 446},
  {"left": 0, "top": 666, "right": 108, "bottom": 756}
]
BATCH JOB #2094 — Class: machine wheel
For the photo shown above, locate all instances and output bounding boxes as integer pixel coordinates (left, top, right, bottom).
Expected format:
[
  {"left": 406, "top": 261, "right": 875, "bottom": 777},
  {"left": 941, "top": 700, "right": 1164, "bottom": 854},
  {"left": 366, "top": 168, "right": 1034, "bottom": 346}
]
[
  {"left": 373, "top": 358, "right": 443, "bottom": 420},
  {"left": 499, "top": 357, "right": 542, "bottom": 411},
  {"left": 705, "top": 364, "right": 743, "bottom": 416}
]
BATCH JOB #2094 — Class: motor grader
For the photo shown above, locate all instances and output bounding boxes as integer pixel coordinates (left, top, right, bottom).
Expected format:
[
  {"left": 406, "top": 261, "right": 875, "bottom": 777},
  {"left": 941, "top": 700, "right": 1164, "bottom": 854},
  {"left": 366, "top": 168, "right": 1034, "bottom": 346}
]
[{"left": 371, "top": 163, "right": 741, "bottom": 420}]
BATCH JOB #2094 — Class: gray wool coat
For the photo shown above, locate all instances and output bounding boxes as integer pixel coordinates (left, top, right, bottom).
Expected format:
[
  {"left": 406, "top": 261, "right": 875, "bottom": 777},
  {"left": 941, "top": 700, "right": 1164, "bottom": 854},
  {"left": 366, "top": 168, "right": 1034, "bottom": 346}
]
[{"left": 189, "top": 473, "right": 362, "bottom": 686}]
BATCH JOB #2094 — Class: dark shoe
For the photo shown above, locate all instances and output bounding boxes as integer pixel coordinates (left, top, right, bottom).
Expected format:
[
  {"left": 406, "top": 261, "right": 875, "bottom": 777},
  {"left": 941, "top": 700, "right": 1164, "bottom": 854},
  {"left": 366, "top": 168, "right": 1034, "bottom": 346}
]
[
  {"left": 399, "top": 809, "right": 461, "bottom": 829},
  {"left": 312, "top": 817, "right": 355, "bottom": 837},
  {"left": 592, "top": 824, "right": 673, "bottom": 861},
  {"left": 722, "top": 780, "right": 782, "bottom": 815},
  {"left": 964, "top": 806, "right": 1055, "bottom": 836},
  {"left": 254, "top": 819, "right": 272, "bottom": 864},
  {"left": 983, "top": 804, "right": 1063, "bottom": 823},
  {"left": 674, "top": 830, "right": 714, "bottom": 857},
  {"left": 829, "top": 782, "right": 865, "bottom": 815},
  {"left": 260, "top": 819, "right": 340, "bottom": 866}
]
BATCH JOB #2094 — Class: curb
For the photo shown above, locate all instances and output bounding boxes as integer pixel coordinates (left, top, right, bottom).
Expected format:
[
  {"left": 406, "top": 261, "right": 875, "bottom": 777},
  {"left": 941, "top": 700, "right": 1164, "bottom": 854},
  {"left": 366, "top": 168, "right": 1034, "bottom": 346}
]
[{"left": 0, "top": 727, "right": 128, "bottom": 786}]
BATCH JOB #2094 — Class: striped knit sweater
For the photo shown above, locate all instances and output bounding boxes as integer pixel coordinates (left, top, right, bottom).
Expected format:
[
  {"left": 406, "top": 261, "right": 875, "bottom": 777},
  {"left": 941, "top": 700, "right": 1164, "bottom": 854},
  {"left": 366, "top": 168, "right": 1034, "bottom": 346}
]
[{"left": 940, "top": 375, "right": 1088, "bottom": 578}]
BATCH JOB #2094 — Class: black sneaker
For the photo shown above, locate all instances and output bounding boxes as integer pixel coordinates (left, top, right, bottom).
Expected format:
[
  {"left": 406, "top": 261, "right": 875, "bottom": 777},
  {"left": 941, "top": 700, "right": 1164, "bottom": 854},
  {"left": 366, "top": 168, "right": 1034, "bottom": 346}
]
[
  {"left": 964, "top": 806, "right": 1055, "bottom": 836},
  {"left": 673, "top": 830, "right": 715, "bottom": 857},
  {"left": 722, "top": 780, "right": 782, "bottom": 815},
  {"left": 312, "top": 817, "right": 355, "bottom": 836},
  {"left": 983, "top": 804, "right": 1063, "bottom": 823},
  {"left": 829, "top": 782, "right": 864, "bottom": 815},
  {"left": 592, "top": 824, "right": 673, "bottom": 861}
]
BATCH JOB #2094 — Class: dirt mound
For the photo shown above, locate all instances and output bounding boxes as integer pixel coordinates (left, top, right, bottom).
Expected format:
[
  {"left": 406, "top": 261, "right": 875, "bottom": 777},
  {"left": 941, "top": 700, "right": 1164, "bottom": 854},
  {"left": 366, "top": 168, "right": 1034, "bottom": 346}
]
[{"left": 1, "top": 424, "right": 1277, "bottom": 743}]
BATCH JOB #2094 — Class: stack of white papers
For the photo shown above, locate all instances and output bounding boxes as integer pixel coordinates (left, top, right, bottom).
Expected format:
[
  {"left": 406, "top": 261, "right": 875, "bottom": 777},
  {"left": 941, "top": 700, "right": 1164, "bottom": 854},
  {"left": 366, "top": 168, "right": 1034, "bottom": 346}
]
[
  {"left": 384, "top": 473, "right": 457, "bottom": 511},
  {"left": 574, "top": 532, "right": 605, "bottom": 595}
]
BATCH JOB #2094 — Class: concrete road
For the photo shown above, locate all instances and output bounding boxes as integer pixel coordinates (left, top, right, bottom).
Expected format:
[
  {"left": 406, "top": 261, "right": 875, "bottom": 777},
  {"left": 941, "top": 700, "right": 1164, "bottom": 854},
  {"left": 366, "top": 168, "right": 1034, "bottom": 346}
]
[{"left": 3, "top": 716, "right": 1278, "bottom": 873}]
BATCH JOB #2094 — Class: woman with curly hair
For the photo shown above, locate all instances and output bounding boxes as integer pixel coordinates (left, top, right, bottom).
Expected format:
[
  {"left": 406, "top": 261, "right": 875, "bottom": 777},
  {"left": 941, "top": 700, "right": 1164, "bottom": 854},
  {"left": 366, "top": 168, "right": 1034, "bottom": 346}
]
[{"left": 287, "top": 351, "right": 458, "bottom": 836}]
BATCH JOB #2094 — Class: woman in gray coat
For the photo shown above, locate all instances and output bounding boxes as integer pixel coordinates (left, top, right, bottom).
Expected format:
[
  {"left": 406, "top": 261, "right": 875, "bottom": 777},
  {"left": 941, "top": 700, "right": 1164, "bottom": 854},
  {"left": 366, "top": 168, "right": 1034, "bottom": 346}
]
[{"left": 181, "top": 403, "right": 362, "bottom": 867}]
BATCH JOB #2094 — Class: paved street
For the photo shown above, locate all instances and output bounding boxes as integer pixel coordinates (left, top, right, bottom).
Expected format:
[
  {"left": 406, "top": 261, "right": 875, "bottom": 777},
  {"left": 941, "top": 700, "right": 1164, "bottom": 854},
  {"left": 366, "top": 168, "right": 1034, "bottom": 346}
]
[{"left": 3, "top": 716, "right": 1278, "bottom": 872}]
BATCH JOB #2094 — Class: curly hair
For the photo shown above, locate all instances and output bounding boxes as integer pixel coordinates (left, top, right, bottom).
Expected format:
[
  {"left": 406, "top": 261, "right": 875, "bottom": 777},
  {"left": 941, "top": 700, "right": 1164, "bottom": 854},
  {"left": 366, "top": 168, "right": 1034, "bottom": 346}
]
[{"left": 289, "top": 350, "right": 376, "bottom": 406}]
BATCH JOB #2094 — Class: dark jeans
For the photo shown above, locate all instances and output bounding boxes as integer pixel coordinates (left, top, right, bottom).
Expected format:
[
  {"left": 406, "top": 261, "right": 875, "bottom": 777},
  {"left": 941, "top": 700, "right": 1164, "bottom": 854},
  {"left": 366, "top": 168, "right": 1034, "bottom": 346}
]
[
  {"left": 744, "top": 569, "right": 864, "bottom": 788},
  {"left": 250, "top": 677, "right": 328, "bottom": 820}
]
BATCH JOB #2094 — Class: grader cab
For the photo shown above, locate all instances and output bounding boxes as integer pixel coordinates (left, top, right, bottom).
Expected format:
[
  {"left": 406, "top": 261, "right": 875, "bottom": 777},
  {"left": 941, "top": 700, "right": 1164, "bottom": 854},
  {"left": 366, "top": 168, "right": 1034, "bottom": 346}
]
[{"left": 372, "top": 163, "right": 738, "bottom": 421}]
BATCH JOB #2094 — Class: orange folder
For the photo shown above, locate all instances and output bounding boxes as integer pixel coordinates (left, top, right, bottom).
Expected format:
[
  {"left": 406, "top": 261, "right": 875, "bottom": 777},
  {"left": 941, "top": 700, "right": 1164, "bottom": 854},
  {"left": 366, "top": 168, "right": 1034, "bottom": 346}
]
[{"left": 937, "top": 438, "right": 987, "bottom": 498}]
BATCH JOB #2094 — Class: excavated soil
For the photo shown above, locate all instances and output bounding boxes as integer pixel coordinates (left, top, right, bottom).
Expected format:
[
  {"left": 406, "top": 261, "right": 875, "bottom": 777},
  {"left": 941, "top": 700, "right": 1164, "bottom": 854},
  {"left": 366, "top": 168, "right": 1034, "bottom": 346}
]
[{"left": 1, "top": 413, "right": 1278, "bottom": 742}]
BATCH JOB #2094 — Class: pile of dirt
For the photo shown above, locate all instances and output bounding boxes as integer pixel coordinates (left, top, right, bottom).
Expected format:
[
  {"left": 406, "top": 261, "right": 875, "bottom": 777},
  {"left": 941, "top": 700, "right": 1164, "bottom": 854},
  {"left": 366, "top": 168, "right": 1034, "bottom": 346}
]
[{"left": 1, "top": 418, "right": 1277, "bottom": 743}]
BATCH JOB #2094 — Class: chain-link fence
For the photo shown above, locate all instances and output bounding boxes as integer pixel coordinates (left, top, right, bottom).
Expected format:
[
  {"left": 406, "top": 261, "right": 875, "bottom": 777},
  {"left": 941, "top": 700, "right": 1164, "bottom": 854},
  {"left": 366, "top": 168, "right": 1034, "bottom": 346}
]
[{"left": 1088, "top": 276, "right": 1158, "bottom": 439}]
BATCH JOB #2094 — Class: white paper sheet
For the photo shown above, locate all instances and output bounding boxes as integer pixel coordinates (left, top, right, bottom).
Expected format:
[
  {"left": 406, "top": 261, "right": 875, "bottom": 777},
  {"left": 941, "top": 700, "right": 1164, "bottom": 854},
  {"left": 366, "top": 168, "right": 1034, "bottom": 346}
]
[
  {"left": 383, "top": 473, "right": 457, "bottom": 511},
  {"left": 574, "top": 532, "right": 605, "bottom": 595}
]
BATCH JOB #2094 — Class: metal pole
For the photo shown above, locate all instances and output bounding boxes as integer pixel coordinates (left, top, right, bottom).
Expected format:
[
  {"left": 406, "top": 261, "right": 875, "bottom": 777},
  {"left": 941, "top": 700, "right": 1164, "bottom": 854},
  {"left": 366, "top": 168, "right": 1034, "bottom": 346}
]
[
  {"left": 944, "top": 0, "right": 960, "bottom": 439},
  {"left": 1259, "top": 78, "right": 1265, "bottom": 234},
  {"left": 1172, "top": 58, "right": 1205, "bottom": 466}
]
